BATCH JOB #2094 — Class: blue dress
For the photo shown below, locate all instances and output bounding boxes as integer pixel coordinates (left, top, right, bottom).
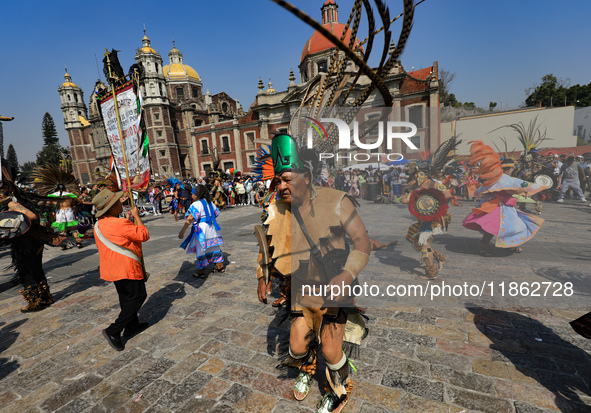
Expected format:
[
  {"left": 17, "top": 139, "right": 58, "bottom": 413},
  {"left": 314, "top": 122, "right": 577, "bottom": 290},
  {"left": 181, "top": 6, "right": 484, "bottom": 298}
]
[{"left": 180, "top": 200, "right": 224, "bottom": 269}]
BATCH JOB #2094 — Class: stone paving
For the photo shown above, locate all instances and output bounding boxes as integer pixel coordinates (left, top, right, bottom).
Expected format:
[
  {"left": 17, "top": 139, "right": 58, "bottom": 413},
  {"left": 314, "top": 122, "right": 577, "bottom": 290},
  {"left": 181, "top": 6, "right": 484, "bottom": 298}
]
[{"left": 0, "top": 198, "right": 590, "bottom": 412}]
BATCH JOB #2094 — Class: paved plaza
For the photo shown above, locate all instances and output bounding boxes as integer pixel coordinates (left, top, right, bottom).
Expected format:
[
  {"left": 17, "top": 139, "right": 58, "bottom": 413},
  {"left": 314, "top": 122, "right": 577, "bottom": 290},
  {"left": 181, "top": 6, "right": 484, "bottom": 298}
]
[{"left": 0, "top": 198, "right": 590, "bottom": 412}]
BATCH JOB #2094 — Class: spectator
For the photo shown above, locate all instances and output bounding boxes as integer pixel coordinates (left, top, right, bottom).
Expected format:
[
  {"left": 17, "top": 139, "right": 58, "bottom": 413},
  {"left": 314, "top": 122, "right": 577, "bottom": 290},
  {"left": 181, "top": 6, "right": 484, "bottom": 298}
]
[
  {"left": 557, "top": 156, "right": 586, "bottom": 203},
  {"left": 245, "top": 177, "right": 255, "bottom": 206},
  {"left": 551, "top": 154, "right": 563, "bottom": 176},
  {"left": 389, "top": 167, "right": 402, "bottom": 202},
  {"left": 235, "top": 179, "right": 246, "bottom": 205},
  {"left": 150, "top": 186, "right": 162, "bottom": 215}
]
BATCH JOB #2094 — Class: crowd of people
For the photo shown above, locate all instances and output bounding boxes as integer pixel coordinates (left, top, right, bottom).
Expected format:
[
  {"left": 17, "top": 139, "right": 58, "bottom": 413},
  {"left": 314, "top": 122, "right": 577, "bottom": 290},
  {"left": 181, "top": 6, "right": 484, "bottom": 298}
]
[{"left": 3, "top": 140, "right": 591, "bottom": 413}]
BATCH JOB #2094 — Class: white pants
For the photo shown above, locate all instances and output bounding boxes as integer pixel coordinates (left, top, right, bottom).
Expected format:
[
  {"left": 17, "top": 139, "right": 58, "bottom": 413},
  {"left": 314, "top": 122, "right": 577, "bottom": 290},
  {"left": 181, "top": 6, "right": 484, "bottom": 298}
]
[{"left": 559, "top": 181, "right": 584, "bottom": 199}]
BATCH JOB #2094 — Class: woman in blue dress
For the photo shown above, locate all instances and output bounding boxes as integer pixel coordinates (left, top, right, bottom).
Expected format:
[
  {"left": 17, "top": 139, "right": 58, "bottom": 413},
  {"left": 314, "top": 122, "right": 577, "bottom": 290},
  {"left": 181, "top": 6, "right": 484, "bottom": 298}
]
[{"left": 178, "top": 185, "right": 225, "bottom": 277}]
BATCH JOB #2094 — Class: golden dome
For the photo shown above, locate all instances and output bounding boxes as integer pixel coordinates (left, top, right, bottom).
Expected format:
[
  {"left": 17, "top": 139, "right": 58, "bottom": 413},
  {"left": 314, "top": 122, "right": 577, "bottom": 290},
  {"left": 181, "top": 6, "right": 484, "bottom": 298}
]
[
  {"left": 163, "top": 62, "right": 201, "bottom": 83},
  {"left": 139, "top": 34, "right": 157, "bottom": 55},
  {"left": 62, "top": 73, "right": 78, "bottom": 88},
  {"left": 140, "top": 46, "right": 157, "bottom": 54},
  {"left": 266, "top": 79, "right": 276, "bottom": 94}
]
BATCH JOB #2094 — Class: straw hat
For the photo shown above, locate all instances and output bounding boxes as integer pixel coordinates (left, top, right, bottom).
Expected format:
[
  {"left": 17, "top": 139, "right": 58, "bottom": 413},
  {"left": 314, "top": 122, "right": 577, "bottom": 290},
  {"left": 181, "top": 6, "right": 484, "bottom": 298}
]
[{"left": 92, "top": 188, "right": 124, "bottom": 218}]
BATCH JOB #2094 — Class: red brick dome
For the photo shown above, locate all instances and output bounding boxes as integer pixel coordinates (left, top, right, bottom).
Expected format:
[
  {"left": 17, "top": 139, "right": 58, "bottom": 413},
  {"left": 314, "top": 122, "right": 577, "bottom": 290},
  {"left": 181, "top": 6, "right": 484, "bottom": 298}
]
[
  {"left": 300, "top": 1, "right": 363, "bottom": 64},
  {"left": 300, "top": 22, "right": 363, "bottom": 64}
]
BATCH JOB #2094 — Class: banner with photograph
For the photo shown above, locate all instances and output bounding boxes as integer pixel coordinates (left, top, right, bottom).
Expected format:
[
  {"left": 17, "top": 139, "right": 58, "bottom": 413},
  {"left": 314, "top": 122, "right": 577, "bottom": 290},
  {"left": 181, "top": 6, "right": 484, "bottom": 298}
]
[{"left": 99, "top": 81, "right": 150, "bottom": 191}]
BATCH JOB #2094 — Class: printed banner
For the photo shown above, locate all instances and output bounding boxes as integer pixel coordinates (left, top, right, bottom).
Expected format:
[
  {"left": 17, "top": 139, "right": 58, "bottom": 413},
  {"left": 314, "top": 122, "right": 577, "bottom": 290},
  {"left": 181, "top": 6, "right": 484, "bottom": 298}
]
[{"left": 99, "top": 82, "right": 150, "bottom": 191}]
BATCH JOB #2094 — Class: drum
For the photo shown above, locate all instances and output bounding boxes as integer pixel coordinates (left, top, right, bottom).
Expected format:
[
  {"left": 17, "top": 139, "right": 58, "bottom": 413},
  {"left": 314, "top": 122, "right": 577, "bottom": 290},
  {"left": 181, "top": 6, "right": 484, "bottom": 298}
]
[{"left": 534, "top": 173, "right": 555, "bottom": 189}]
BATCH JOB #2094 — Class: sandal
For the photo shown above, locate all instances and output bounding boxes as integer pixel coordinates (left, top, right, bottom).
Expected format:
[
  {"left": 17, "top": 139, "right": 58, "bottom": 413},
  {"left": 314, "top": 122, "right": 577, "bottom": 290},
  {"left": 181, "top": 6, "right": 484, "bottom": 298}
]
[
  {"left": 293, "top": 372, "right": 312, "bottom": 401},
  {"left": 512, "top": 247, "right": 523, "bottom": 253},
  {"left": 478, "top": 242, "right": 493, "bottom": 257},
  {"left": 193, "top": 270, "right": 207, "bottom": 278},
  {"left": 215, "top": 263, "right": 225, "bottom": 273}
]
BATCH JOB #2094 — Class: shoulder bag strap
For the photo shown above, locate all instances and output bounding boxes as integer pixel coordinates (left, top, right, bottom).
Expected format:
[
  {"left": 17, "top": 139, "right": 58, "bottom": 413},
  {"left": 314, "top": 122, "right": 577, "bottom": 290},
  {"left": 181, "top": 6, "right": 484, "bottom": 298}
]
[
  {"left": 292, "top": 207, "right": 328, "bottom": 275},
  {"left": 95, "top": 221, "right": 142, "bottom": 265}
]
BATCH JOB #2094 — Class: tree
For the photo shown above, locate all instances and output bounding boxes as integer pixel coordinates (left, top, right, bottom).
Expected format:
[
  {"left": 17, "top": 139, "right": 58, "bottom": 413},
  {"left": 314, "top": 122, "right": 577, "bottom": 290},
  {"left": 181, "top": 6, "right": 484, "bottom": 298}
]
[
  {"left": 525, "top": 74, "right": 570, "bottom": 107},
  {"left": 6, "top": 144, "right": 19, "bottom": 175},
  {"left": 36, "top": 112, "right": 64, "bottom": 165},
  {"left": 439, "top": 69, "right": 457, "bottom": 107},
  {"left": 41, "top": 112, "right": 59, "bottom": 146},
  {"left": 20, "top": 161, "right": 37, "bottom": 180},
  {"left": 489, "top": 102, "right": 497, "bottom": 112}
]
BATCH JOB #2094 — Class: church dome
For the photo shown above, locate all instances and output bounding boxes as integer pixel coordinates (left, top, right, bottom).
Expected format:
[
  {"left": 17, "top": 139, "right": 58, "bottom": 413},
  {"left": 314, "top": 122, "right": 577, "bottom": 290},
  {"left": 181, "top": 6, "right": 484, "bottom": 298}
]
[
  {"left": 62, "top": 73, "right": 78, "bottom": 88},
  {"left": 300, "top": 1, "right": 363, "bottom": 64},
  {"left": 140, "top": 35, "right": 157, "bottom": 54},
  {"left": 163, "top": 45, "right": 201, "bottom": 83}
]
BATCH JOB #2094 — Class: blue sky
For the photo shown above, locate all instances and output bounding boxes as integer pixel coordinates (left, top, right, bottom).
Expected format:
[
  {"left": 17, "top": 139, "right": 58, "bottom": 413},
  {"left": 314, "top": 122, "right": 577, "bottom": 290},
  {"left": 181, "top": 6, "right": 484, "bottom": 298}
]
[{"left": 1, "top": 0, "right": 590, "bottom": 163}]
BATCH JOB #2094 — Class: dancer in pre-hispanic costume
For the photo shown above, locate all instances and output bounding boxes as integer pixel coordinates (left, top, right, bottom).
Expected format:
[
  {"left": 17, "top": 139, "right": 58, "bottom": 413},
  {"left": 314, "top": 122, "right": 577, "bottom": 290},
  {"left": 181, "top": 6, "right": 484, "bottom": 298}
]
[
  {"left": 211, "top": 175, "right": 227, "bottom": 210},
  {"left": 31, "top": 164, "right": 84, "bottom": 249},
  {"left": 0, "top": 163, "right": 74, "bottom": 312},
  {"left": 178, "top": 185, "right": 225, "bottom": 277},
  {"left": 262, "top": 0, "right": 418, "bottom": 409},
  {"left": 256, "top": 135, "right": 370, "bottom": 413},
  {"left": 401, "top": 136, "right": 461, "bottom": 280},
  {"left": 463, "top": 141, "right": 546, "bottom": 256}
]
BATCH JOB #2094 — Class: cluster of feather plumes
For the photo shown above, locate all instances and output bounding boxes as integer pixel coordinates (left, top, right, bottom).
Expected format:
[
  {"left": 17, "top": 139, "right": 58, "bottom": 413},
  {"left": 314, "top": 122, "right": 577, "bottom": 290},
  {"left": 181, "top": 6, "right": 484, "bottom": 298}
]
[{"left": 30, "top": 164, "right": 80, "bottom": 197}]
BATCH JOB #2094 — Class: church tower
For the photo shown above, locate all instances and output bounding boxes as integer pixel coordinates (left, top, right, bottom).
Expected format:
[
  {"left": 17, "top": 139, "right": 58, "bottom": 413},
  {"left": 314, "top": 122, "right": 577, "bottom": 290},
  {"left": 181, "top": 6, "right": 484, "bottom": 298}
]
[
  {"left": 134, "top": 31, "right": 168, "bottom": 106},
  {"left": 58, "top": 71, "right": 94, "bottom": 183},
  {"left": 58, "top": 71, "right": 88, "bottom": 129},
  {"left": 134, "top": 32, "right": 179, "bottom": 178}
]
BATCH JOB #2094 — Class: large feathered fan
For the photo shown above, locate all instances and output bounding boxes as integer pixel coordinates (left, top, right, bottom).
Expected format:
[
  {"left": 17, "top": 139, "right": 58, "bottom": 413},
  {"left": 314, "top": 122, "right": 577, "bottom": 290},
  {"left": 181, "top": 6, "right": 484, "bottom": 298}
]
[
  {"left": 428, "top": 134, "right": 462, "bottom": 175},
  {"left": 30, "top": 164, "right": 80, "bottom": 197},
  {"left": 251, "top": 146, "right": 274, "bottom": 182}
]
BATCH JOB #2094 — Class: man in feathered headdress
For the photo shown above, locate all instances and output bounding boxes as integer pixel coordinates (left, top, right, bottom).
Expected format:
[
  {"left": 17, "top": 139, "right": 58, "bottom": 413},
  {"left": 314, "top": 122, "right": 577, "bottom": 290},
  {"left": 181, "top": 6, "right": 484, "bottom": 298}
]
[
  {"left": 0, "top": 162, "right": 74, "bottom": 312},
  {"left": 255, "top": 134, "right": 371, "bottom": 413},
  {"left": 401, "top": 136, "right": 461, "bottom": 280}
]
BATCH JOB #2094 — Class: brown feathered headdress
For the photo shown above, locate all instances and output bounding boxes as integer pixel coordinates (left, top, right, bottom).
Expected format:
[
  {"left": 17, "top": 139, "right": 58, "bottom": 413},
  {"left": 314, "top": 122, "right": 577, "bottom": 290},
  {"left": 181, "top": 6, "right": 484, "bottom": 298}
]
[
  {"left": 30, "top": 164, "right": 80, "bottom": 197},
  {"left": 468, "top": 141, "right": 502, "bottom": 187}
]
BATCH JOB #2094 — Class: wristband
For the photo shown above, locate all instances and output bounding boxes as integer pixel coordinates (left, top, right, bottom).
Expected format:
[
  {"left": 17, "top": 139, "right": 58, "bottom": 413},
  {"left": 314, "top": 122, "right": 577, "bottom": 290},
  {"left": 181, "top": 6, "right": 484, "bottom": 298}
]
[{"left": 343, "top": 250, "right": 369, "bottom": 280}]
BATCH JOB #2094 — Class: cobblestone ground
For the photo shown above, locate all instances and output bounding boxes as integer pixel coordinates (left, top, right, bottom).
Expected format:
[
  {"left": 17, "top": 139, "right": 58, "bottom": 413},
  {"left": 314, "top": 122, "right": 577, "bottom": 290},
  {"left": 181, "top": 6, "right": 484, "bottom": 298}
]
[{"left": 0, "top": 198, "right": 590, "bottom": 412}]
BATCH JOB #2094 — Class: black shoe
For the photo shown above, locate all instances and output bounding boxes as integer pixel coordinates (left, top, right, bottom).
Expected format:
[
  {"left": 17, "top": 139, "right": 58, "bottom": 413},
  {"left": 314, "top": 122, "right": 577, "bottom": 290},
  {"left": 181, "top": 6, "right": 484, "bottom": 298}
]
[
  {"left": 122, "top": 322, "right": 149, "bottom": 338},
  {"left": 102, "top": 329, "right": 124, "bottom": 351}
]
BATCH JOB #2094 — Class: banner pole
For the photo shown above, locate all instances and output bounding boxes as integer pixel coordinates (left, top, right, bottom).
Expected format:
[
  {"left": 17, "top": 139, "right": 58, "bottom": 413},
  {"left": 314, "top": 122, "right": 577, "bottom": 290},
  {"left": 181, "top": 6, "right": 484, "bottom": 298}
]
[{"left": 104, "top": 49, "right": 135, "bottom": 209}]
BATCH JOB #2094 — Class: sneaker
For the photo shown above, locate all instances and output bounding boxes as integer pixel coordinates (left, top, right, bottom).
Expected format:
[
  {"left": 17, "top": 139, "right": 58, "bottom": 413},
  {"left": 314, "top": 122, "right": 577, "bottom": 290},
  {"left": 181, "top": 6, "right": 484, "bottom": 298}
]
[
  {"left": 293, "top": 372, "right": 312, "bottom": 401},
  {"left": 581, "top": 198, "right": 587, "bottom": 202},
  {"left": 557, "top": 199, "right": 564, "bottom": 203},
  {"left": 102, "top": 329, "right": 124, "bottom": 351}
]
